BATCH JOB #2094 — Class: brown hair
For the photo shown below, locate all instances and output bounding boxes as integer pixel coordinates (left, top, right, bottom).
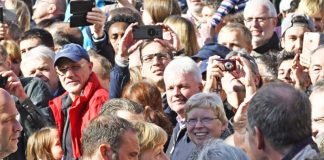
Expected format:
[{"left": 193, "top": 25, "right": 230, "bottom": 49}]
[
  {"left": 143, "top": 0, "right": 181, "bottom": 23},
  {"left": 122, "top": 80, "right": 173, "bottom": 135},
  {"left": 26, "top": 127, "right": 57, "bottom": 160}
]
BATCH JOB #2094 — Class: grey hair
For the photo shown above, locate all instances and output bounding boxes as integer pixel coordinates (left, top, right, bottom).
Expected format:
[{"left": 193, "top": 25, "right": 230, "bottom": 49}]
[
  {"left": 197, "top": 139, "right": 248, "bottom": 160},
  {"left": 244, "top": 0, "right": 277, "bottom": 17},
  {"left": 21, "top": 45, "right": 55, "bottom": 61},
  {"left": 164, "top": 56, "right": 202, "bottom": 83},
  {"left": 99, "top": 98, "right": 144, "bottom": 117},
  {"left": 312, "top": 80, "right": 324, "bottom": 93},
  {"left": 185, "top": 92, "right": 228, "bottom": 123}
]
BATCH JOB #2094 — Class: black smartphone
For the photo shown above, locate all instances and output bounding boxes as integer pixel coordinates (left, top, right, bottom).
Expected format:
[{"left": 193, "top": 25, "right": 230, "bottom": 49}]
[
  {"left": 0, "top": 75, "right": 7, "bottom": 88},
  {"left": 0, "top": 7, "right": 3, "bottom": 23},
  {"left": 70, "top": 1, "right": 94, "bottom": 14},
  {"left": 70, "top": 1, "right": 95, "bottom": 27},
  {"left": 133, "top": 25, "right": 163, "bottom": 40}
]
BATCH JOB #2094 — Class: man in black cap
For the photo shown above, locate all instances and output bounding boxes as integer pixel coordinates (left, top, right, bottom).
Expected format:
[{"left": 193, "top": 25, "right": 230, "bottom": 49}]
[{"left": 49, "top": 43, "right": 108, "bottom": 159}]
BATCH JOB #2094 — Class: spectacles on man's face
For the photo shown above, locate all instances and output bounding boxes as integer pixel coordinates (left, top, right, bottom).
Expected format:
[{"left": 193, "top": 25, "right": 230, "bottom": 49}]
[
  {"left": 141, "top": 52, "right": 170, "bottom": 64},
  {"left": 55, "top": 63, "right": 86, "bottom": 76},
  {"left": 186, "top": 117, "right": 218, "bottom": 126},
  {"left": 244, "top": 17, "right": 274, "bottom": 23}
]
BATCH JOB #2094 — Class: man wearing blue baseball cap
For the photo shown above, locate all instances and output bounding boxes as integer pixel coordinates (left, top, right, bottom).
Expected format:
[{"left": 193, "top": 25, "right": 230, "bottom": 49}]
[{"left": 49, "top": 43, "right": 108, "bottom": 159}]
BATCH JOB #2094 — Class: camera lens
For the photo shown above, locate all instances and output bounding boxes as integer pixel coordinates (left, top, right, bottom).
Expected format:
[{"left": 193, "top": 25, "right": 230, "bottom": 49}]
[
  {"left": 147, "top": 28, "right": 156, "bottom": 37},
  {"left": 224, "top": 62, "right": 234, "bottom": 71}
]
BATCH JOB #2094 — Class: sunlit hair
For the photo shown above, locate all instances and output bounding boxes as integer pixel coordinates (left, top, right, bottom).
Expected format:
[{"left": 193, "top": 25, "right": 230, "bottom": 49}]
[
  {"left": 244, "top": 0, "right": 277, "bottom": 17},
  {"left": 0, "top": 40, "right": 21, "bottom": 63},
  {"left": 184, "top": 92, "right": 228, "bottom": 124},
  {"left": 26, "top": 127, "right": 58, "bottom": 160},
  {"left": 164, "top": 56, "right": 202, "bottom": 83},
  {"left": 133, "top": 121, "right": 168, "bottom": 154},
  {"left": 122, "top": 80, "right": 173, "bottom": 135},
  {"left": 219, "top": 23, "right": 252, "bottom": 46},
  {"left": 143, "top": 0, "right": 181, "bottom": 23},
  {"left": 164, "top": 15, "right": 200, "bottom": 56},
  {"left": 297, "top": 0, "right": 324, "bottom": 17}
]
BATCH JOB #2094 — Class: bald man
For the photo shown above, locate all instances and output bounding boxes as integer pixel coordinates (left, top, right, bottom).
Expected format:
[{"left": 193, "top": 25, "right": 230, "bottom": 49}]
[{"left": 0, "top": 89, "right": 23, "bottom": 159}]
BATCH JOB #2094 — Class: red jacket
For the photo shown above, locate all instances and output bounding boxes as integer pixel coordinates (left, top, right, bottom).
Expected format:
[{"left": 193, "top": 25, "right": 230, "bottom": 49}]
[{"left": 49, "top": 73, "right": 108, "bottom": 158}]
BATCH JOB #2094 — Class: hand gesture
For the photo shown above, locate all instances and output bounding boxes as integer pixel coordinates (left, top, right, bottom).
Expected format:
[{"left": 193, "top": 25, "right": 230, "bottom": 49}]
[
  {"left": 88, "top": 7, "right": 106, "bottom": 39},
  {"left": 203, "top": 55, "right": 225, "bottom": 93},
  {"left": 0, "top": 22, "right": 8, "bottom": 40},
  {"left": 1, "top": 71, "right": 27, "bottom": 102},
  {"left": 117, "top": 23, "right": 143, "bottom": 58}
]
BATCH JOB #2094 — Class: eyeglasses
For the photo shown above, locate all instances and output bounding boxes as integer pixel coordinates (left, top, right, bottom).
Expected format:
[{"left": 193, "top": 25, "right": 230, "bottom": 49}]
[
  {"left": 141, "top": 52, "right": 170, "bottom": 64},
  {"left": 186, "top": 117, "right": 218, "bottom": 126},
  {"left": 244, "top": 17, "right": 274, "bottom": 23},
  {"left": 55, "top": 63, "right": 85, "bottom": 76}
]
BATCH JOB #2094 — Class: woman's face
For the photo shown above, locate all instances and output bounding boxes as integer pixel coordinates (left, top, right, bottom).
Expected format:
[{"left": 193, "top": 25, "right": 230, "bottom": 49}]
[
  {"left": 186, "top": 108, "right": 226, "bottom": 146},
  {"left": 51, "top": 130, "right": 63, "bottom": 160},
  {"left": 139, "top": 144, "right": 169, "bottom": 160}
]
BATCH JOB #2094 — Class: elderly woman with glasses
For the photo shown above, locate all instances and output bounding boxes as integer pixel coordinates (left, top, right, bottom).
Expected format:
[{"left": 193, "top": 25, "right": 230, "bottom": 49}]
[{"left": 185, "top": 92, "right": 228, "bottom": 146}]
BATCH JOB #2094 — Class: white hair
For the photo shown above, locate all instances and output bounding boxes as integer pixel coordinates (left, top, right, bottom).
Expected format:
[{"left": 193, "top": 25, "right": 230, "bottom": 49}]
[
  {"left": 244, "top": 0, "right": 277, "bottom": 17},
  {"left": 21, "top": 45, "right": 55, "bottom": 69},
  {"left": 197, "top": 139, "right": 248, "bottom": 160},
  {"left": 164, "top": 56, "right": 202, "bottom": 83}
]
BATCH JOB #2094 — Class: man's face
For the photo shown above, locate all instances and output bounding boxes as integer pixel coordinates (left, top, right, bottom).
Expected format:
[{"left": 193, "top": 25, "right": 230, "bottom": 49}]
[
  {"left": 309, "top": 49, "right": 324, "bottom": 85},
  {"left": 165, "top": 72, "right": 202, "bottom": 119},
  {"left": 21, "top": 57, "right": 59, "bottom": 92},
  {"left": 186, "top": 108, "right": 226, "bottom": 146},
  {"left": 310, "top": 91, "right": 324, "bottom": 138},
  {"left": 246, "top": 125, "right": 267, "bottom": 160},
  {"left": 32, "top": 0, "right": 52, "bottom": 24},
  {"left": 19, "top": 38, "right": 41, "bottom": 54},
  {"left": 218, "top": 29, "right": 252, "bottom": 52},
  {"left": 141, "top": 42, "right": 171, "bottom": 84},
  {"left": 108, "top": 22, "right": 128, "bottom": 53},
  {"left": 281, "top": 26, "right": 310, "bottom": 54},
  {"left": 0, "top": 96, "right": 22, "bottom": 157},
  {"left": 55, "top": 58, "right": 93, "bottom": 97},
  {"left": 117, "top": 130, "right": 140, "bottom": 160},
  {"left": 277, "top": 59, "right": 295, "bottom": 85},
  {"left": 244, "top": 6, "right": 277, "bottom": 47}
]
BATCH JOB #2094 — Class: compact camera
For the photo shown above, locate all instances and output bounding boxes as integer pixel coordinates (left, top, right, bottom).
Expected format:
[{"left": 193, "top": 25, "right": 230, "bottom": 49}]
[
  {"left": 133, "top": 25, "right": 163, "bottom": 40},
  {"left": 217, "top": 59, "right": 236, "bottom": 72}
]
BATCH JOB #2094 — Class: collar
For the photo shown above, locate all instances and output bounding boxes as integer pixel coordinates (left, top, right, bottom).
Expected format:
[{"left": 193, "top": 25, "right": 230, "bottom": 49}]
[
  {"left": 282, "top": 137, "right": 318, "bottom": 160},
  {"left": 253, "top": 32, "right": 280, "bottom": 54}
]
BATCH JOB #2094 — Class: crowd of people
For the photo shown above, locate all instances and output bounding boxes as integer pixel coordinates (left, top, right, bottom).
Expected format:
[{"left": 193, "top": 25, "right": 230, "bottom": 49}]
[{"left": 0, "top": 0, "right": 323, "bottom": 159}]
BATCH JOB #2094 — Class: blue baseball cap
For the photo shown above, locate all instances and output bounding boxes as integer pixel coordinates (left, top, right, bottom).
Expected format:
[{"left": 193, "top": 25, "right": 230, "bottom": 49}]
[
  {"left": 54, "top": 43, "right": 90, "bottom": 66},
  {"left": 199, "top": 59, "right": 208, "bottom": 74},
  {"left": 192, "top": 43, "right": 231, "bottom": 61}
]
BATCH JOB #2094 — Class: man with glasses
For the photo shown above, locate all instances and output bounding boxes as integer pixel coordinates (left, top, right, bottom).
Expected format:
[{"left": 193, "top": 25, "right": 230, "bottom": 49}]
[
  {"left": 32, "top": 0, "right": 66, "bottom": 24},
  {"left": 280, "top": 13, "right": 315, "bottom": 54},
  {"left": 243, "top": 0, "right": 280, "bottom": 55},
  {"left": 49, "top": 43, "right": 108, "bottom": 159}
]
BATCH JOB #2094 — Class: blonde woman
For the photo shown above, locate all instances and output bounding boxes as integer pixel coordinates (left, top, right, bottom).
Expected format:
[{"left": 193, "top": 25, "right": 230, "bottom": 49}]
[
  {"left": 142, "top": 0, "right": 181, "bottom": 25},
  {"left": 164, "top": 15, "right": 200, "bottom": 56},
  {"left": 134, "top": 121, "right": 169, "bottom": 160},
  {"left": 26, "top": 127, "right": 63, "bottom": 160}
]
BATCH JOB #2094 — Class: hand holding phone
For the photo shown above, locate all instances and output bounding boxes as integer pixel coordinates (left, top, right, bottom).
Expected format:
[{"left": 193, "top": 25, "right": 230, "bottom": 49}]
[
  {"left": 133, "top": 25, "right": 163, "bottom": 40},
  {"left": 70, "top": 1, "right": 95, "bottom": 27}
]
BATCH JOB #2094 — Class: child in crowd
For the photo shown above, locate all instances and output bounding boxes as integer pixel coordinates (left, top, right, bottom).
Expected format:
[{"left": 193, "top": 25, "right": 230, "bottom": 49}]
[{"left": 26, "top": 127, "right": 63, "bottom": 160}]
